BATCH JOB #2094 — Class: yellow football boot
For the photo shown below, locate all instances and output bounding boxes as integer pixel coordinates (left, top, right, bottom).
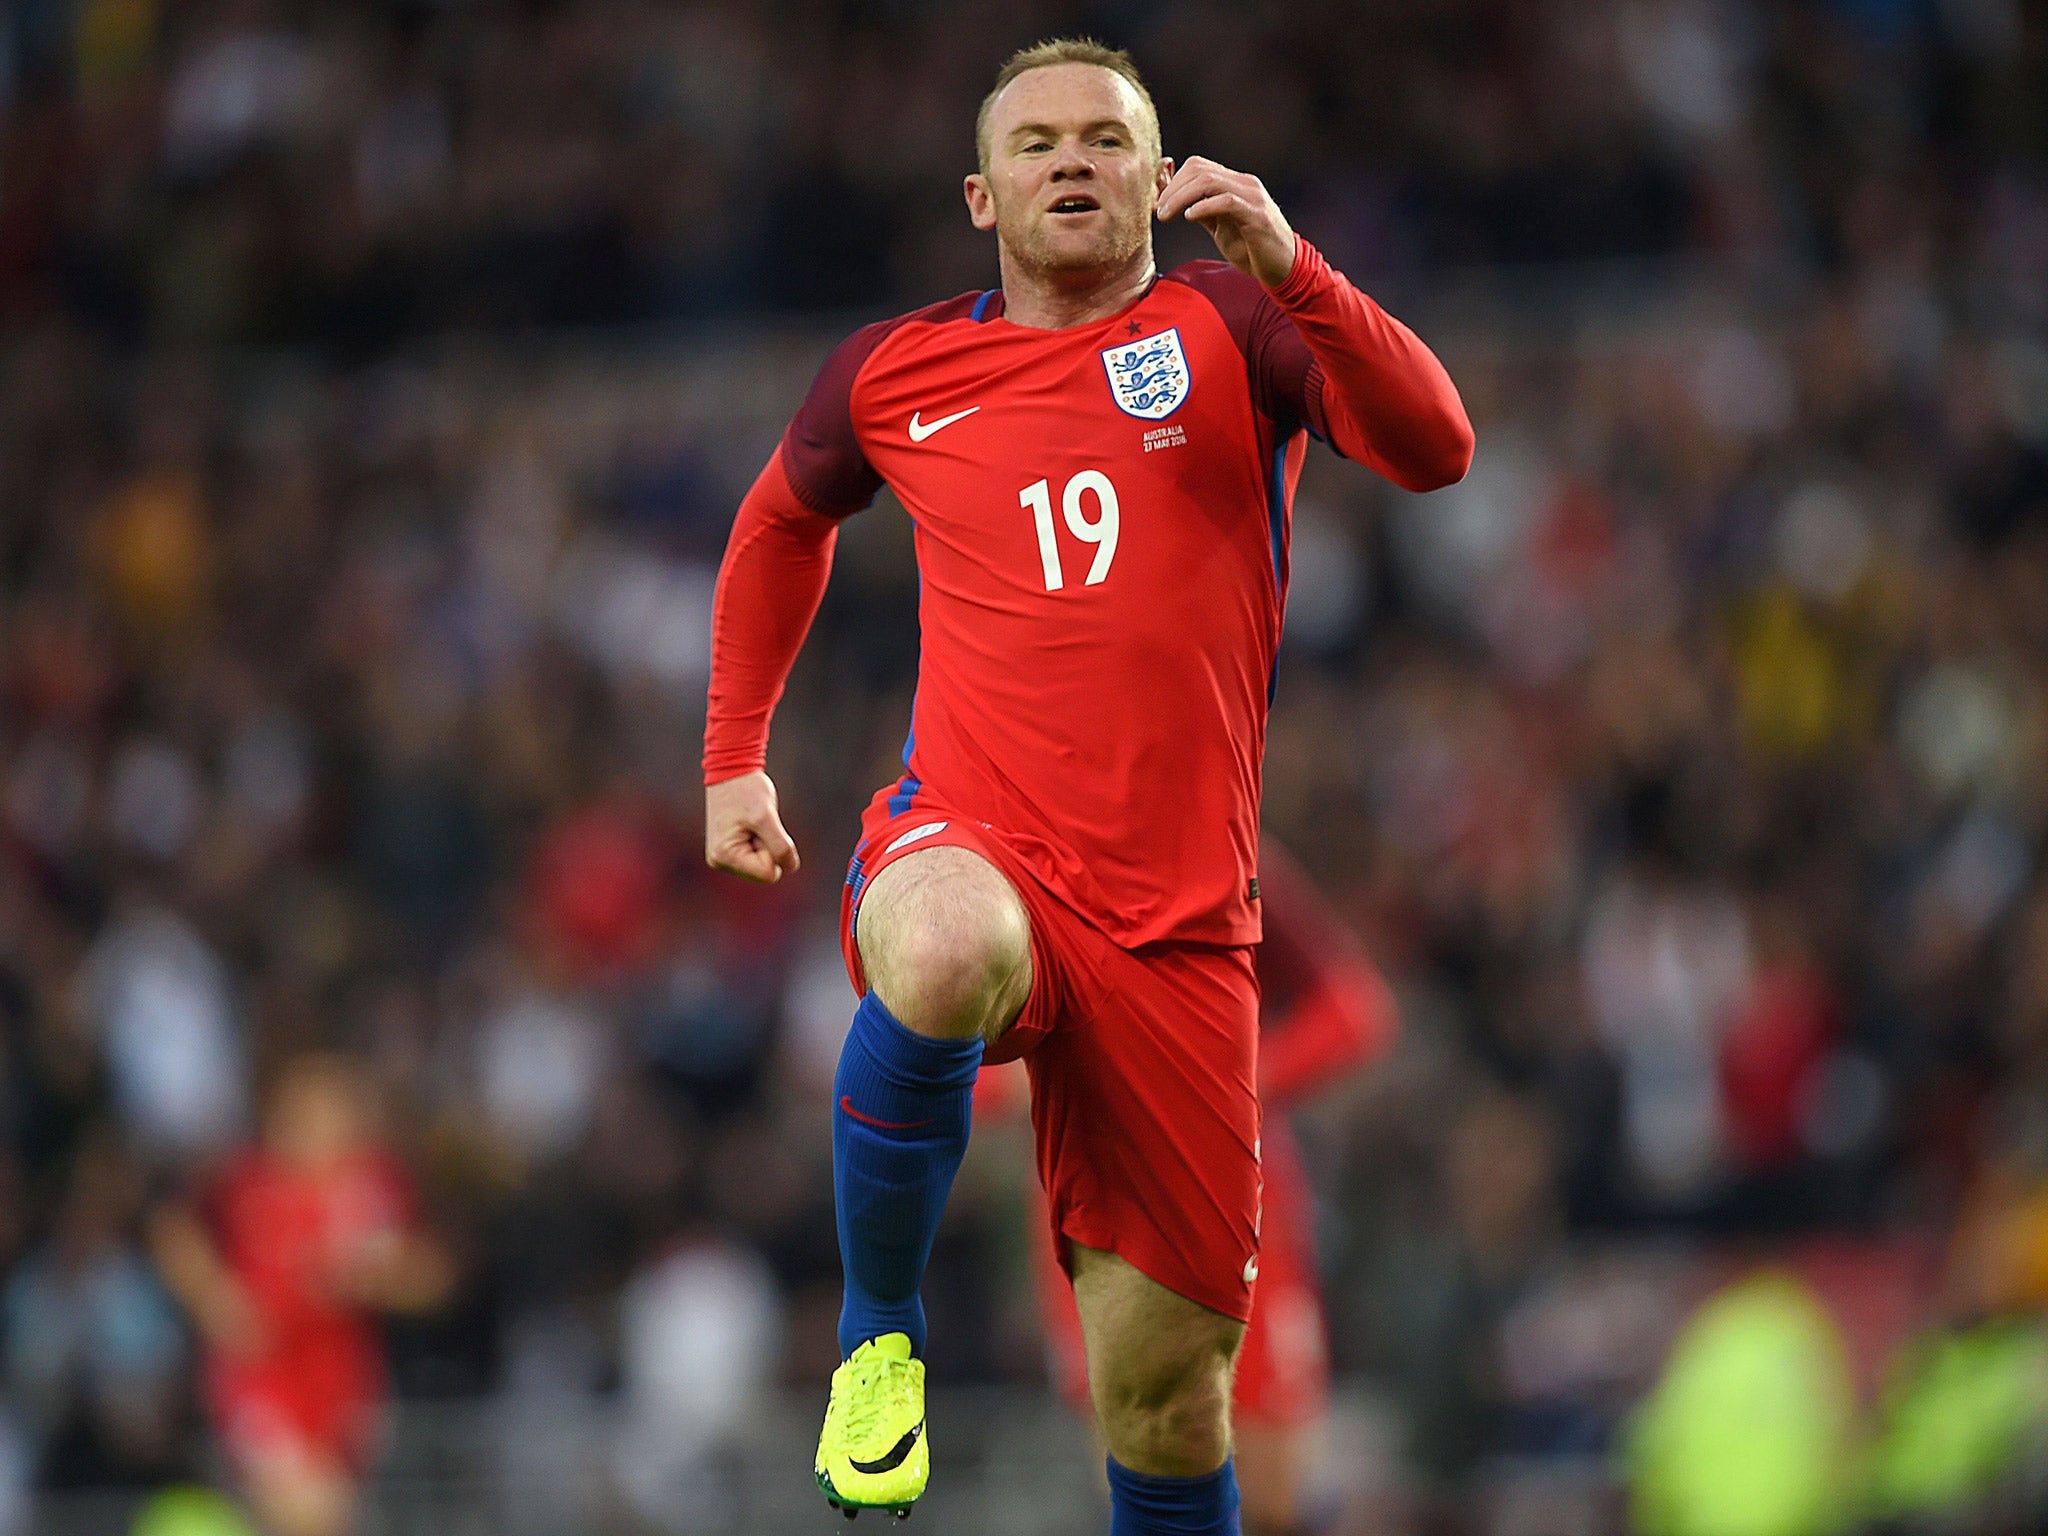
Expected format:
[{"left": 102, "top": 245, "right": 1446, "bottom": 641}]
[{"left": 814, "top": 1333, "right": 928, "bottom": 1519}]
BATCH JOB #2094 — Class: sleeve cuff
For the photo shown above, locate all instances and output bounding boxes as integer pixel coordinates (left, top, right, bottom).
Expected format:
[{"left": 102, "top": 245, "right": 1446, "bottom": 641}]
[{"left": 1270, "top": 233, "right": 1330, "bottom": 305}]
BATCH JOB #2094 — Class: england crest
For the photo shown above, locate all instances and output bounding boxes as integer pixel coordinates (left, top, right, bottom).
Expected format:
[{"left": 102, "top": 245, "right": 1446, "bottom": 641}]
[{"left": 1101, "top": 327, "right": 1191, "bottom": 420}]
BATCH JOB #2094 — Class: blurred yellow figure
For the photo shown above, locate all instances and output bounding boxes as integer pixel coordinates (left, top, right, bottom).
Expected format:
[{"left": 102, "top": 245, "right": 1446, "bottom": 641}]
[
  {"left": 1860, "top": 1322, "right": 2048, "bottom": 1519},
  {"left": 130, "top": 1485, "right": 257, "bottom": 1536},
  {"left": 1627, "top": 1271, "right": 1855, "bottom": 1536},
  {"left": 1858, "top": 1158, "right": 2048, "bottom": 1519}
]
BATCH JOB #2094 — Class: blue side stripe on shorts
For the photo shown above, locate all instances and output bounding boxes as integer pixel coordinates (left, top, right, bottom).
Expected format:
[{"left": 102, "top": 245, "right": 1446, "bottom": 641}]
[
  {"left": 846, "top": 845, "right": 870, "bottom": 938},
  {"left": 886, "top": 772, "right": 921, "bottom": 817}
]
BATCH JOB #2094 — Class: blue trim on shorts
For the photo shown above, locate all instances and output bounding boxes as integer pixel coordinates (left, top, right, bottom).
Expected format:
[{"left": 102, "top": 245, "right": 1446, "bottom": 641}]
[
  {"left": 845, "top": 845, "right": 870, "bottom": 939},
  {"left": 887, "top": 773, "right": 921, "bottom": 817}
]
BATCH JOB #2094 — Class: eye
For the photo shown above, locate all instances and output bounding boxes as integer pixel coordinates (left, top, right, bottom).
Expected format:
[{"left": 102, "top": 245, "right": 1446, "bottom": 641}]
[
  {"left": 1096, "top": 136, "right": 1123, "bottom": 149},
  {"left": 1022, "top": 140, "right": 1052, "bottom": 153}
]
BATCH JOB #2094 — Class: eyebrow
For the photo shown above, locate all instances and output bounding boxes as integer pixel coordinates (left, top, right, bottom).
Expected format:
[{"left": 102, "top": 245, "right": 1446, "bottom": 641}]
[{"left": 1005, "top": 118, "right": 1135, "bottom": 144}]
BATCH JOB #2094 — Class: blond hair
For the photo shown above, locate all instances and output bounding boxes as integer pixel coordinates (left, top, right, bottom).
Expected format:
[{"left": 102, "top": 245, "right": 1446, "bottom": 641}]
[{"left": 975, "top": 38, "right": 1162, "bottom": 176}]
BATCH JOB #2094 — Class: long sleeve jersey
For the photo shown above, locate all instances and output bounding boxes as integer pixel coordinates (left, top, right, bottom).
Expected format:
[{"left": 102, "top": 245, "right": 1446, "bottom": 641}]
[{"left": 704, "top": 237, "right": 1471, "bottom": 946}]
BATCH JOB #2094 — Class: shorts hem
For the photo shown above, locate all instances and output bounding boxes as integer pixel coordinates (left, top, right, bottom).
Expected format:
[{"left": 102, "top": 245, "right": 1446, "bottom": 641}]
[{"left": 1059, "top": 1214, "right": 1255, "bottom": 1326}]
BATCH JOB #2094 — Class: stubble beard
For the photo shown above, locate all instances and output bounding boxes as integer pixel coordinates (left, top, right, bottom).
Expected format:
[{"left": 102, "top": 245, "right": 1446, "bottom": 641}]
[{"left": 998, "top": 196, "right": 1153, "bottom": 288}]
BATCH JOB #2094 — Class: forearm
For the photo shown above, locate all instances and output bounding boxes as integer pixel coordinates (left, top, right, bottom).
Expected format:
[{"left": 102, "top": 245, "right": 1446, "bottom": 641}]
[
  {"left": 150, "top": 1207, "right": 256, "bottom": 1348},
  {"left": 339, "top": 1232, "right": 455, "bottom": 1313},
  {"left": 702, "top": 448, "right": 842, "bottom": 783},
  {"left": 1272, "top": 238, "right": 1474, "bottom": 492},
  {"left": 151, "top": 1208, "right": 223, "bottom": 1310}
]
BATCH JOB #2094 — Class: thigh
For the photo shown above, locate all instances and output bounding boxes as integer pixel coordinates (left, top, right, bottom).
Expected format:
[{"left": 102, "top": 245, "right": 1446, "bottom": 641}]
[
  {"left": 240, "top": 1449, "right": 356, "bottom": 1536},
  {"left": 1025, "top": 1179, "right": 1094, "bottom": 1412},
  {"left": 1030, "top": 943, "right": 1262, "bottom": 1322},
  {"left": 1073, "top": 1245, "right": 1245, "bottom": 1417}
]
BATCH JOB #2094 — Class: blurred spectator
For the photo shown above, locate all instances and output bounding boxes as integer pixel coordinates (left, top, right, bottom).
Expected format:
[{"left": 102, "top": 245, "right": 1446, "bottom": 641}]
[
  {"left": 612, "top": 1231, "right": 781, "bottom": 1532},
  {"left": 472, "top": 968, "right": 608, "bottom": 1167},
  {"left": 1717, "top": 898, "right": 1850, "bottom": 1178},
  {"left": 1583, "top": 828, "right": 1752, "bottom": 1208},
  {"left": 84, "top": 899, "right": 245, "bottom": 1160},
  {"left": 1, "top": 1131, "right": 185, "bottom": 1490},
  {"left": 521, "top": 791, "right": 682, "bottom": 982}
]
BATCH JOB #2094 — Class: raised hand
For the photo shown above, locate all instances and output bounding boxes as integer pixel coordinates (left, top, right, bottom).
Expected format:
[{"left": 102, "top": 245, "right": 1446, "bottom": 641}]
[
  {"left": 1155, "top": 155, "right": 1298, "bottom": 289},
  {"left": 705, "top": 769, "right": 801, "bottom": 883}
]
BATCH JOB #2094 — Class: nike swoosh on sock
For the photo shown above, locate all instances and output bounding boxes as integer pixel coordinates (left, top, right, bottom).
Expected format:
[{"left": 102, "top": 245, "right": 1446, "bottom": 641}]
[{"left": 840, "top": 1096, "right": 936, "bottom": 1131}]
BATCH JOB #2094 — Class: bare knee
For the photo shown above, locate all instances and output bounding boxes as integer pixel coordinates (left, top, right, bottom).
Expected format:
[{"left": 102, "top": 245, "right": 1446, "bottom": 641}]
[
  {"left": 1072, "top": 1245, "right": 1243, "bottom": 1478},
  {"left": 857, "top": 847, "right": 1032, "bottom": 1042},
  {"left": 1098, "top": 1362, "right": 1235, "bottom": 1478}
]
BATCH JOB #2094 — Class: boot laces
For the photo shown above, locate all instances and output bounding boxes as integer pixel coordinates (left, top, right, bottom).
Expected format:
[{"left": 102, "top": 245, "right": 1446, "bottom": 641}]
[{"left": 844, "top": 1352, "right": 917, "bottom": 1447}]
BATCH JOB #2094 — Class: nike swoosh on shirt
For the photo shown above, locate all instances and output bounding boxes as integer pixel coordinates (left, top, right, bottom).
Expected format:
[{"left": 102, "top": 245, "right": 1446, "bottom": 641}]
[
  {"left": 907, "top": 407, "right": 980, "bottom": 442},
  {"left": 840, "top": 1096, "right": 935, "bottom": 1132},
  {"left": 849, "top": 1420, "right": 925, "bottom": 1474}
]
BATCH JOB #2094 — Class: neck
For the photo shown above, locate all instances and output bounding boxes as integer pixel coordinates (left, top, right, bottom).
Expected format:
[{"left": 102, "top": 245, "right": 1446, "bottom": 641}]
[{"left": 997, "top": 243, "right": 1157, "bottom": 330}]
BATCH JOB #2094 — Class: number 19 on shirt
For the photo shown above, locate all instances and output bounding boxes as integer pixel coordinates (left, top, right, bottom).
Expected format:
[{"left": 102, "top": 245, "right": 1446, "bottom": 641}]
[{"left": 1021, "top": 471, "right": 1120, "bottom": 590}]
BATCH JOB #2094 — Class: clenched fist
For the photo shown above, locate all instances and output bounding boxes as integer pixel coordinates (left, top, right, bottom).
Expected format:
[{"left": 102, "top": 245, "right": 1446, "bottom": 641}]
[{"left": 705, "top": 770, "right": 801, "bottom": 883}]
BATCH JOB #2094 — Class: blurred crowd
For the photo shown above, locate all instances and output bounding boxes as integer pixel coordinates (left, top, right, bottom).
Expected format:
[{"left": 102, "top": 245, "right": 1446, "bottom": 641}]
[
  {"left": 2, "top": 0, "right": 2037, "bottom": 347},
  {"left": 2, "top": 0, "right": 2048, "bottom": 1531}
]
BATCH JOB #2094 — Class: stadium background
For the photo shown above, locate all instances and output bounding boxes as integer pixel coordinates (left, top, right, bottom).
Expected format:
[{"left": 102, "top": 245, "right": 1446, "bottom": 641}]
[{"left": 2, "top": 0, "right": 2046, "bottom": 1531}]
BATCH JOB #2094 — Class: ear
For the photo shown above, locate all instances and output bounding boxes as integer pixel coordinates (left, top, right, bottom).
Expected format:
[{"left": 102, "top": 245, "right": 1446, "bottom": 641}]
[
  {"left": 964, "top": 173, "right": 997, "bottom": 232},
  {"left": 1154, "top": 157, "right": 1175, "bottom": 197}
]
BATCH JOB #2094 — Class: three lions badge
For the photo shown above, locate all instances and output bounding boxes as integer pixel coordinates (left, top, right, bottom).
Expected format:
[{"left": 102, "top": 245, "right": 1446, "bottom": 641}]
[{"left": 1101, "top": 327, "right": 1191, "bottom": 420}]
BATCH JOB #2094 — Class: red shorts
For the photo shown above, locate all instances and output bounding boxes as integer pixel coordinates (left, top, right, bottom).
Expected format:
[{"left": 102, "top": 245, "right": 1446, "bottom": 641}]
[
  {"left": 1026, "top": 1108, "right": 1330, "bottom": 1427},
  {"left": 207, "top": 1350, "right": 384, "bottom": 1477},
  {"left": 842, "top": 797, "right": 1262, "bottom": 1322}
]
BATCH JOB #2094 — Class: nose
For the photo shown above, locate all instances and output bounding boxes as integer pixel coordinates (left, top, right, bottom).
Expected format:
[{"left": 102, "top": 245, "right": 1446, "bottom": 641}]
[{"left": 1049, "top": 137, "right": 1095, "bottom": 180}]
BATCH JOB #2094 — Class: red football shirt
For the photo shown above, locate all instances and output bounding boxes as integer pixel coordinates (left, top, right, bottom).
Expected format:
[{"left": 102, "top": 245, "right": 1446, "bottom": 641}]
[
  {"left": 706, "top": 237, "right": 1470, "bottom": 946},
  {"left": 204, "top": 1148, "right": 415, "bottom": 1397}
]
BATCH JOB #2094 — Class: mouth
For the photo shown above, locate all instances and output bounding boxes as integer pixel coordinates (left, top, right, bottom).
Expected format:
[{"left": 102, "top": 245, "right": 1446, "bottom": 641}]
[{"left": 1046, "top": 194, "right": 1101, "bottom": 217}]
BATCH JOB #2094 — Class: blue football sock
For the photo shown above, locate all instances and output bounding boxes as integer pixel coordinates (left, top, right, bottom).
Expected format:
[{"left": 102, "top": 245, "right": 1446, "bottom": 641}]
[
  {"left": 1107, "top": 1456, "right": 1242, "bottom": 1536},
  {"left": 833, "top": 990, "right": 983, "bottom": 1357}
]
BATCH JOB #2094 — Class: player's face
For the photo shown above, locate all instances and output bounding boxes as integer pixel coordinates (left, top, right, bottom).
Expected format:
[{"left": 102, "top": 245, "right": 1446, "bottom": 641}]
[
  {"left": 267, "top": 1058, "right": 365, "bottom": 1168},
  {"left": 967, "top": 65, "right": 1170, "bottom": 281}
]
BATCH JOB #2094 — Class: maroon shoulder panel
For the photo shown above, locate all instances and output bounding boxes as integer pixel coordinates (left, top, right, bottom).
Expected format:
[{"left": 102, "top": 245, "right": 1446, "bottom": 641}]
[
  {"left": 778, "top": 291, "right": 990, "bottom": 516},
  {"left": 1161, "top": 260, "right": 1325, "bottom": 440}
]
